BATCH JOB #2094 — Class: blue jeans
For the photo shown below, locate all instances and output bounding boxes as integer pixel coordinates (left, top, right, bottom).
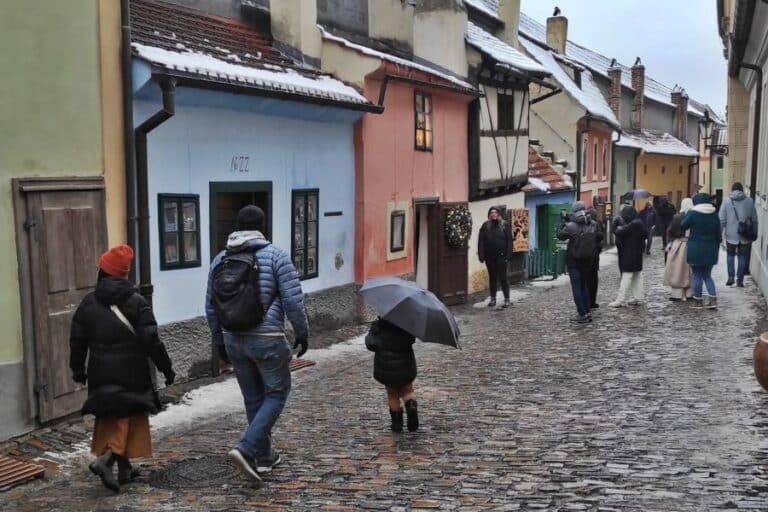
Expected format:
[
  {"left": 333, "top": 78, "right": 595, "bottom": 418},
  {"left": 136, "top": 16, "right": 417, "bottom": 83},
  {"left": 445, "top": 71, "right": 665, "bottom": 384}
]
[
  {"left": 727, "top": 243, "right": 750, "bottom": 282},
  {"left": 224, "top": 334, "right": 292, "bottom": 461},
  {"left": 691, "top": 265, "right": 716, "bottom": 298},
  {"left": 568, "top": 266, "right": 591, "bottom": 316}
]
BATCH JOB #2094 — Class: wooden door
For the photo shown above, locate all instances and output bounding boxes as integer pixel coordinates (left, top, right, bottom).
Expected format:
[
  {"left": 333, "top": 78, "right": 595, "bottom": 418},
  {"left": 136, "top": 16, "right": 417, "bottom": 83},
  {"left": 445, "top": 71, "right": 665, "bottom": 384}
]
[
  {"left": 15, "top": 178, "right": 108, "bottom": 422},
  {"left": 431, "top": 202, "right": 468, "bottom": 306}
]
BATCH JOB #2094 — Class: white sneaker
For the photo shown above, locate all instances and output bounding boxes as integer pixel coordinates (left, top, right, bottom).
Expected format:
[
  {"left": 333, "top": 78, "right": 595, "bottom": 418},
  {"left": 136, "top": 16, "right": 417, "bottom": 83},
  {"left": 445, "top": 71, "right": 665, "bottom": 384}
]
[
  {"left": 228, "top": 449, "right": 261, "bottom": 481},
  {"left": 609, "top": 301, "right": 625, "bottom": 308},
  {"left": 627, "top": 299, "right": 643, "bottom": 306}
]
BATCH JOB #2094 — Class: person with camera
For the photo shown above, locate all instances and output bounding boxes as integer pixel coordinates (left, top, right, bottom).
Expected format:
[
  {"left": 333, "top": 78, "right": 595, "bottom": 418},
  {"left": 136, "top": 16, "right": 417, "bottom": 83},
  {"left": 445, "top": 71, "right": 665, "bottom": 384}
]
[
  {"left": 205, "top": 205, "right": 309, "bottom": 482},
  {"left": 719, "top": 182, "right": 758, "bottom": 287},
  {"left": 557, "top": 201, "right": 602, "bottom": 323}
]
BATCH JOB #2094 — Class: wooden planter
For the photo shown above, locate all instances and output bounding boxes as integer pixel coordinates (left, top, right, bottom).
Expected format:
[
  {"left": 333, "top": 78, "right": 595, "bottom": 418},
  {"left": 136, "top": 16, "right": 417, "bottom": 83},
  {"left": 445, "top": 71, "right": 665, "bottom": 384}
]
[{"left": 754, "top": 332, "right": 768, "bottom": 391}]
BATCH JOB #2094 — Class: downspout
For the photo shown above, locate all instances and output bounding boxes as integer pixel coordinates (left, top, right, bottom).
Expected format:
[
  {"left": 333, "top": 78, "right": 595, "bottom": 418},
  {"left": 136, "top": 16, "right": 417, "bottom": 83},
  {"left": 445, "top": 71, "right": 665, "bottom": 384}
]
[
  {"left": 121, "top": 0, "right": 137, "bottom": 279},
  {"left": 740, "top": 63, "right": 762, "bottom": 200},
  {"left": 688, "top": 156, "right": 699, "bottom": 197},
  {"left": 135, "top": 78, "right": 176, "bottom": 305}
]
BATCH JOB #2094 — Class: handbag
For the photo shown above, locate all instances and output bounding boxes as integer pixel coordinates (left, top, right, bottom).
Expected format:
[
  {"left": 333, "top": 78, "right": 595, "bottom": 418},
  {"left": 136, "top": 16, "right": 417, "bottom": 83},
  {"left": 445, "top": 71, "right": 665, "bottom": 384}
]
[{"left": 732, "top": 202, "right": 758, "bottom": 242}]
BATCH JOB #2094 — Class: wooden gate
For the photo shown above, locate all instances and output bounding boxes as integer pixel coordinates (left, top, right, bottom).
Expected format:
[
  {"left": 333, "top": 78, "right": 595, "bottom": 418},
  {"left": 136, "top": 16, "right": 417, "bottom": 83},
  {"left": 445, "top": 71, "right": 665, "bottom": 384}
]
[
  {"left": 432, "top": 202, "right": 468, "bottom": 305},
  {"left": 14, "top": 178, "right": 108, "bottom": 422}
]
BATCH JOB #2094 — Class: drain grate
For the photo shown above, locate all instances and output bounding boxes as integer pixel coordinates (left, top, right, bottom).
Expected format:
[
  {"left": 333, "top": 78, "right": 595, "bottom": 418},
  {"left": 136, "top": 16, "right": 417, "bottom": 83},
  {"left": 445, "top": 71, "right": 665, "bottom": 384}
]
[
  {"left": 149, "top": 455, "right": 244, "bottom": 489},
  {"left": 0, "top": 456, "right": 45, "bottom": 492},
  {"left": 289, "top": 358, "right": 316, "bottom": 372}
]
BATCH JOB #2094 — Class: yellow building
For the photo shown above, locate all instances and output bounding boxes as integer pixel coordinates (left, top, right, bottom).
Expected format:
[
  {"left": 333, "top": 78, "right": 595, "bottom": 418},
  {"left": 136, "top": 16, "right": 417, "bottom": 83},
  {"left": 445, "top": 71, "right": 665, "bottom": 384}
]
[{"left": 0, "top": 0, "right": 125, "bottom": 438}]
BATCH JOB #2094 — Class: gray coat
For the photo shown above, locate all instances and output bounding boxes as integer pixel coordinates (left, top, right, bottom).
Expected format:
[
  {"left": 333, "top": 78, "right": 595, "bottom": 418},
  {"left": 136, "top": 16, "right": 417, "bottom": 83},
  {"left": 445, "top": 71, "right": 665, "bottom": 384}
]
[{"left": 719, "top": 190, "right": 758, "bottom": 245}]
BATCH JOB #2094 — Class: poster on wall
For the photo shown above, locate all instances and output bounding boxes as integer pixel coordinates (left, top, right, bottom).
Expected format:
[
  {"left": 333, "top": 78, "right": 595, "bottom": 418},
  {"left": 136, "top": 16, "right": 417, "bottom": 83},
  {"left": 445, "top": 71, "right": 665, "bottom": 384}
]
[{"left": 510, "top": 208, "right": 530, "bottom": 253}]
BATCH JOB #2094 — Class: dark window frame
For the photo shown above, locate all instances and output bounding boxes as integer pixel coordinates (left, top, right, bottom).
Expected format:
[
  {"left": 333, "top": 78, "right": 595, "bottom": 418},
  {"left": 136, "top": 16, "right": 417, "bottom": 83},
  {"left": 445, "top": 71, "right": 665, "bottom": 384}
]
[
  {"left": 158, "top": 194, "right": 202, "bottom": 271},
  {"left": 717, "top": 156, "right": 724, "bottom": 169},
  {"left": 390, "top": 210, "right": 406, "bottom": 252},
  {"left": 602, "top": 142, "right": 608, "bottom": 179},
  {"left": 662, "top": 165, "right": 666, "bottom": 174},
  {"left": 679, "top": 165, "right": 684, "bottom": 174},
  {"left": 291, "top": 189, "right": 319, "bottom": 281},
  {"left": 581, "top": 135, "right": 588, "bottom": 178},
  {"left": 414, "top": 91, "right": 433, "bottom": 151},
  {"left": 497, "top": 92, "right": 515, "bottom": 131}
]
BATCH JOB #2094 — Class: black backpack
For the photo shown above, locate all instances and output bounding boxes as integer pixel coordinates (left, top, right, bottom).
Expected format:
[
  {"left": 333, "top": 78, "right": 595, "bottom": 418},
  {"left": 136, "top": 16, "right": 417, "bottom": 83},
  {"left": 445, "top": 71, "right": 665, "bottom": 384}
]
[
  {"left": 571, "top": 224, "right": 598, "bottom": 262},
  {"left": 211, "top": 249, "right": 265, "bottom": 331}
]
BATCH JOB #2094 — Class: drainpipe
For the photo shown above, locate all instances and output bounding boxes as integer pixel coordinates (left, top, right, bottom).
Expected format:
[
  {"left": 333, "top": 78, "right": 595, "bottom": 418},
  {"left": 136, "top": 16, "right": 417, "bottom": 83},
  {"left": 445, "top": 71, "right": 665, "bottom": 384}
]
[
  {"left": 741, "top": 63, "right": 762, "bottom": 200},
  {"left": 120, "top": 0, "right": 138, "bottom": 279},
  {"left": 135, "top": 78, "right": 176, "bottom": 305},
  {"left": 688, "top": 156, "right": 700, "bottom": 197}
]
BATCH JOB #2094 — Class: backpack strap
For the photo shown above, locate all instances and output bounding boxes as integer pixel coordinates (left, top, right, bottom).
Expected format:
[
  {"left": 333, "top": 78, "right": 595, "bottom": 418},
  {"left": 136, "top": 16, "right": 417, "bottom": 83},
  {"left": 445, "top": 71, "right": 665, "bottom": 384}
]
[
  {"left": 110, "top": 305, "right": 136, "bottom": 335},
  {"left": 731, "top": 201, "right": 741, "bottom": 222}
]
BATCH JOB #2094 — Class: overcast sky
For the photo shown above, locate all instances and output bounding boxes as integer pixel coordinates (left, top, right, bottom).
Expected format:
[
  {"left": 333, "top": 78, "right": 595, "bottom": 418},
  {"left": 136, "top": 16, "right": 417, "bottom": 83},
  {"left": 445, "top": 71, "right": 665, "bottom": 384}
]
[{"left": 520, "top": 0, "right": 727, "bottom": 116}]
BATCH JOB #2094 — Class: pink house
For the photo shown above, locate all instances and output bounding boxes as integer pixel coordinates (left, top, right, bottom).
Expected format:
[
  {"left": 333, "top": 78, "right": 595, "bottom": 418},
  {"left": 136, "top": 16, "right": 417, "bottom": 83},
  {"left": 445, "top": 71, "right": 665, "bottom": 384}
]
[{"left": 578, "top": 124, "right": 613, "bottom": 206}]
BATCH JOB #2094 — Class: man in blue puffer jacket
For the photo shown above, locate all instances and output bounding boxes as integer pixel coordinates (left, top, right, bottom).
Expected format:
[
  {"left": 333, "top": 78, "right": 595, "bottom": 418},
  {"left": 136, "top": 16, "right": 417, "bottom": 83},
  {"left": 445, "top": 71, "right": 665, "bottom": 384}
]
[{"left": 205, "top": 205, "right": 309, "bottom": 482}]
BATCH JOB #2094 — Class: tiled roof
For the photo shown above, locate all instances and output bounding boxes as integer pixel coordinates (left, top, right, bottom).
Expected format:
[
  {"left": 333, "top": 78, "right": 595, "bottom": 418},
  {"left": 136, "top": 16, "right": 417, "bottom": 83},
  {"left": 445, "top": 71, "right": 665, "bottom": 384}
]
[
  {"left": 130, "top": 0, "right": 375, "bottom": 109},
  {"left": 466, "top": 22, "right": 549, "bottom": 76},
  {"left": 615, "top": 130, "right": 699, "bottom": 157},
  {"left": 524, "top": 146, "right": 574, "bottom": 193}
]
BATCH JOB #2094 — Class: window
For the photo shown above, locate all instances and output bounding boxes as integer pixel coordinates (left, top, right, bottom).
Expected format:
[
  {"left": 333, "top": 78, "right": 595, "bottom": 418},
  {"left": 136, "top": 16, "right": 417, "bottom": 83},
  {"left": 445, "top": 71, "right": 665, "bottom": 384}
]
[
  {"left": 661, "top": 165, "right": 666, "bottom": 174},
  {"left": 679, "top": 165, "right": 684, "bottom": 174},
  {"left": 593, "top": 142, "right": 598, "bottom": 177},
  {"left": 497, "top": 93, "right": 515, "bottom": 131},
  {"left": 602, "top": 142, "right": 608, "bottom": 179},
  {"left": 159, "top": 194, "right": 201, "bottom": 270},
  {"left": 581, "top": 135, "right": 588, "bottom": 178},
  {"left": 644, "top": 164, "right": 648, "bottom": 175},
  {"left": 292, "top": 189, "right": 319, "bottom": 280},
  {"left": 717, "top": 156, "right": 724, "bottom": 169},
  {"left": 626, "top": 160, "right": 632, "bottom": 182},
  {"left": 415, "top": 91, "right": 433, "bottom": 151},
  {"left": 390, "top": 210, "right": 406, "bottom": 252}
]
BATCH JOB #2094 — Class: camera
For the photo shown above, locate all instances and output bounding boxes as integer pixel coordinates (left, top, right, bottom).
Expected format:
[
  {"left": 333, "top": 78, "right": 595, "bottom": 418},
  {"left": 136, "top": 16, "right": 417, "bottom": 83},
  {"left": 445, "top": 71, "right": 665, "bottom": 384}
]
[{"left": 560, "top": 209, "right": 570, "bottom": 221}]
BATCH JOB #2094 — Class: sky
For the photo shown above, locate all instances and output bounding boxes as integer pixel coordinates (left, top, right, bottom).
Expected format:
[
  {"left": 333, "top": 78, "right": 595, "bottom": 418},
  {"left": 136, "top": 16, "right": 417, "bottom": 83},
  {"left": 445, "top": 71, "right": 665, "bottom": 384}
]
[{"left": 520, "top": 0, "right": 727, "bottom": 116}]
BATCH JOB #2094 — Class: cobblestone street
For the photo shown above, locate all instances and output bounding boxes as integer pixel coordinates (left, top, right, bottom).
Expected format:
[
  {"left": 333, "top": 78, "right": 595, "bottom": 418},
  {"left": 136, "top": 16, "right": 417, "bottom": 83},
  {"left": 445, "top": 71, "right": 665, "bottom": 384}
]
[{"left": 3, "top": 249, "right": 768, "bottom": 511}]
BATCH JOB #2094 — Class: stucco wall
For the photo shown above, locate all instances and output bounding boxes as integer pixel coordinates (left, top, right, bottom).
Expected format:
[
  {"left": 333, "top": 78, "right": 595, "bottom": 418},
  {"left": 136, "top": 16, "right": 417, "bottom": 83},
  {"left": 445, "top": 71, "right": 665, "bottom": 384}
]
[
  {"left": 613, "top": 147, "right": 637, "bottom": 209},
  {"left": 580, "top": 128, "right": 612, "bottom": 200},
  {"left": 635, "top": 154, "right": 692, "bottom": 207},
  {"left": 413, "top": 5, "right": 468, "bottom": 77},
  {"left": 528, "top": 87, "right": 579, "bottom": 167},
  {"left": 644, "top": 100, "right": 675, "bottom": 134},
  {"left": 369, "top": 0, "right": 414, "bottom": 53},
  {"left": 727, "top": 77, "right": 750, "bottom": 191}
]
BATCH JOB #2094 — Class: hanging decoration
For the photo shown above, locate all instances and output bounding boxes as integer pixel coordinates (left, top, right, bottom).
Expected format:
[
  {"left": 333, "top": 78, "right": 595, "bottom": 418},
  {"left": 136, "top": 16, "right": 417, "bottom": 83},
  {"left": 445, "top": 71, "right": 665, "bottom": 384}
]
[{"left": 444, "top": 206, "right": 473, "bottom": 248}]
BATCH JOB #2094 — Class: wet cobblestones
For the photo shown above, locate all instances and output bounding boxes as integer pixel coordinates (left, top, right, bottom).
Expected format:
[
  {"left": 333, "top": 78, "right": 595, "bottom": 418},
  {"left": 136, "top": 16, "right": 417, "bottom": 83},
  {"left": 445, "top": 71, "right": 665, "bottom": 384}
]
[{"left": 3, "top": 249, "right": 768, "bottom": 511}]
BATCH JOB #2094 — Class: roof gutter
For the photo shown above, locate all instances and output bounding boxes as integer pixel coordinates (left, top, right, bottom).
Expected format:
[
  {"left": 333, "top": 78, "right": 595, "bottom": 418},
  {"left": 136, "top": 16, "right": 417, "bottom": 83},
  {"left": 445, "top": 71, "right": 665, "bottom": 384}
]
[
  {"left": 741, "top": 62, "right": 762, "bottom": 199},
  {"left": 121, "top": 0, "right": 138, "bottom": 280},
  {"left": 376, "top": 74, "right": 478, "bottom": 107},
  {"left": 134, "top": 78, "right": 176, "bottom": 305}
]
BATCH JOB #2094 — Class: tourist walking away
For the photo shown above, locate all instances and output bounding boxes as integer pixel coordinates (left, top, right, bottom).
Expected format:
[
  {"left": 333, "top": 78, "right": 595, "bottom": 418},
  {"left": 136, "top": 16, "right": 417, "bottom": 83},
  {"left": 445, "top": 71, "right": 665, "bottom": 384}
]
[
  {"left": 655, "top": 196, "right": 677, "bottom": 250},
  {"left": 557, "top": 201, "right": 602, "bottom": 323},
  {"left": 69, "top": 245, "right": 175, "bottom": 493},
  {"left": 610, "top": 205, "right": 649, "bottom": 307},
  {"left": 664, "top": 198, "right": 693, "bottom": 301},
  {"left": 639, "top": 202, "right": 656, "bottom": 254},
  {"left": 719, "top": 182, "right": 758, "bottom": 287},
  {"left": 682, "top": 193, "right": 722, "bottom": 309},
  {"left": 586, "top": 207, "right": 605, "bottom": 308},
  {"left": 206, "top": 205, "right": 309, "bottom": 482},
  {"left": 478, "top": 206, "right": 512, "bottom": 308},
  {"left": 365, "top": 317, "right": 419, "bottom": 433}
]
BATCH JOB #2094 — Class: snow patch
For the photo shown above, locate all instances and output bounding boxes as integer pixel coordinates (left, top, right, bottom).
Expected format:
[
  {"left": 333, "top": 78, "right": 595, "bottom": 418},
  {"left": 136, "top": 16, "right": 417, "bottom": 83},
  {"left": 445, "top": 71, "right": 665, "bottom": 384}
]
[
  {"left": 466, "top": 22, "right": 549, "bottom": 75},
  {"left": 527, "top": 177, "right": 550, "bottom": 192}
]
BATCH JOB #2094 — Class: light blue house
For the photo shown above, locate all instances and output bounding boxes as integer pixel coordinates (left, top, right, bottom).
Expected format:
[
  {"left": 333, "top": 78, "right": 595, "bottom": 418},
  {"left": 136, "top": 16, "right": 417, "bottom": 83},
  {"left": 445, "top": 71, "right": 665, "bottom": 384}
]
[{"left": 129, "top": 0, "right": 379, "bottom": 378}]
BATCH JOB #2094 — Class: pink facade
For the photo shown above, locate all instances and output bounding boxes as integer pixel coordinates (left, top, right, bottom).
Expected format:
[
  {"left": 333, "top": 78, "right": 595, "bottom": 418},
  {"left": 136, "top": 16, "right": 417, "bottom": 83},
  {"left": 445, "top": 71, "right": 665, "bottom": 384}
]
[
  {"left": 579, "top": 126, "right": 613, "bottom": 206},
  {"left": 354, "top": 65, "right": 473, "bottom": 283}
]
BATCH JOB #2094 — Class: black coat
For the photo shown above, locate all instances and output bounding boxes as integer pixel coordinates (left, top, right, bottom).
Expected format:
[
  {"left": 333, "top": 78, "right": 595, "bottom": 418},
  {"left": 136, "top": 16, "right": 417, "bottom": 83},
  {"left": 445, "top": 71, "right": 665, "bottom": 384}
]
[
  {"left": 365, "top": 319, "right": 416, "bottom": 388},
  {"left": 613, "top": 212, "right": 648, "bottom": 273},
  {"left": 70, "top": 277, "right": 173, "bottom": 417},
  {"left": 478, "top": 220, "right": 512, "bottom": 262}
]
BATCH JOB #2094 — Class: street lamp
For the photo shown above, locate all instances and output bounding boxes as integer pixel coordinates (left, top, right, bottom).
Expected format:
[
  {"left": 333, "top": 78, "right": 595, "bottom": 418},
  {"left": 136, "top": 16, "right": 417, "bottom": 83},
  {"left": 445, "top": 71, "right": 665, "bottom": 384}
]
[{"left": 698, "top": 110, "right": 729, "bottom": 196}]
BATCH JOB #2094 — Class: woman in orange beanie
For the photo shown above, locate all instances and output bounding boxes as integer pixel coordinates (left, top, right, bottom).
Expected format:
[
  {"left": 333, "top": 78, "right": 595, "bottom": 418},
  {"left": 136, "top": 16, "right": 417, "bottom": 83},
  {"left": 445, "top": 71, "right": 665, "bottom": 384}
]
[{"left": 69, "top": 244, "right": 175, "bottom": 493}]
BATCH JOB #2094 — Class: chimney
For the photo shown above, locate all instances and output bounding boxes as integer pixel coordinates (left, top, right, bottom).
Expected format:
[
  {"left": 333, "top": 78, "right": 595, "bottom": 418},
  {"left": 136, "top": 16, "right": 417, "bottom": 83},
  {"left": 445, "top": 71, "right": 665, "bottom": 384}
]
[
  {"left": 413, "top": 1, "right": 467, "bottom": 76},
  {"left": 608, "top": 58, "right": 622, "bottom": 122},
  {"left": 269, "top": 0, "right": 321, "bottom": 63},
  {"left": 546, "top": 9, "right": 568, "bottom": 54},
  {"left": 671, "top": 86, "right": 689, "bottom": 142},
  {"left": 498, "top": 0, "right": 521, "bottom": 47},
  {"left": 630, "top": 57, "right": 645, "bottom": 131}
]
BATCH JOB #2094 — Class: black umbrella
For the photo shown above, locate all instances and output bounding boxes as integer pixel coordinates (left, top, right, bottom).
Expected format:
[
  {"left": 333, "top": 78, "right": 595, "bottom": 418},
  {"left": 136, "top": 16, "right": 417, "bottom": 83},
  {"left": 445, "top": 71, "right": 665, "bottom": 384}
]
[
  {"left": 622, "top": 189, "right": 652, "bottom": 201},
  {"left": 359, "top": 277, "right": 460, "bottom": 349}
]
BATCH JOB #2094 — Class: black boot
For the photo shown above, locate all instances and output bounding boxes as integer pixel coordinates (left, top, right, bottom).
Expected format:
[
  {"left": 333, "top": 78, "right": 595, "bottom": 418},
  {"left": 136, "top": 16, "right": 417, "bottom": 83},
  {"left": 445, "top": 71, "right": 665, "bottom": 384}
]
[
  {"left": 89, "top": 449, "right": 120, "bottom": 493},
  {"left": 116, "top": 455, "right": 140, "bottom": 484},
  {"left": 405, "top": 399, "right": 419, "bottom": 432},
  {"left": 487, "top": 298, "right": 496, "bottom": 308},
  {"left": 390, "top": 409, "right": 403, "bottom": 433}
]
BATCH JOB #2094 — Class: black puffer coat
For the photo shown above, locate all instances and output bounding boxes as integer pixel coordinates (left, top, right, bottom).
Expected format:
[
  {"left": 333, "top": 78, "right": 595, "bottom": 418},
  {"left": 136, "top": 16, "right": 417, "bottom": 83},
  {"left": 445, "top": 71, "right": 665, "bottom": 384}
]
[
  {"left": 365, "top": 319, "right": 416, "bottom": 388},
  {"left": 478, "top": 219, "right": 512, "bottom": 262},
  {"left": 70, "top": 277, "right": 174, "bottom": 417},
  {"left": 613, "top": 206, "right": 649, "bottom": 273}
]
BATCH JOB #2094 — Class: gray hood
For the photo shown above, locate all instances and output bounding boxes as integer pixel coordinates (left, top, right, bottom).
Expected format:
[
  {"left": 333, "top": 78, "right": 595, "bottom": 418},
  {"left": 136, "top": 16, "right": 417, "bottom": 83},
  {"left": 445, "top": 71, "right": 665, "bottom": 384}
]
[
  {"left": 731, "top": 190, "right": 746, "bottom": 202},
  {"left": 572, "top": 210, "right": 589, "bottom": 225},
  {"left": 226, "top": 230, "right": 271, "bottom": 252}
]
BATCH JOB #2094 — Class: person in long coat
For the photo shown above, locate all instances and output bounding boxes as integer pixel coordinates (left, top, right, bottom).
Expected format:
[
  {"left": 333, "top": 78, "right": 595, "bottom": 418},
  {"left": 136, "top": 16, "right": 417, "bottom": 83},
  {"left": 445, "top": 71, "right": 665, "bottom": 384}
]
[
  {"left": 477, "top": 206, "right": 513, "bottom": 308},
  {"left": 70, "top": 245, "right": 175, "bottom": 493},
  {"left": 663, "top": 198, "right": 693, "bottom": 301},
  {"left": 681, "top": 193, "right": 722, "bottom": 309},
  {"left": 610, "top": 205, "right": 649, "bottom": 307},
  {"left": 365, "top": 318, "right": 418, "bottom": 433}
]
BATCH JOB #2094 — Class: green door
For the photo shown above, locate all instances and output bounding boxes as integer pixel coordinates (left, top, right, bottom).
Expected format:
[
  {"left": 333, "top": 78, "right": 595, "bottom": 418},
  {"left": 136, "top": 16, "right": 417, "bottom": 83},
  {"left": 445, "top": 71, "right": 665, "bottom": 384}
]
[{"left": 537, "top": 203, "right": 571, "bottom": 252}]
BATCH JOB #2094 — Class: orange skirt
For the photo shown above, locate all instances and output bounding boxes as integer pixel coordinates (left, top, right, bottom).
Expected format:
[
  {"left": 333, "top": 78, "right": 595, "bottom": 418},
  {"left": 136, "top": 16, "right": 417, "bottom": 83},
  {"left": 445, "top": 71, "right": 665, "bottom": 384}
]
[{"left": 91, "top": 414, "right": 152, "bottom": 458}]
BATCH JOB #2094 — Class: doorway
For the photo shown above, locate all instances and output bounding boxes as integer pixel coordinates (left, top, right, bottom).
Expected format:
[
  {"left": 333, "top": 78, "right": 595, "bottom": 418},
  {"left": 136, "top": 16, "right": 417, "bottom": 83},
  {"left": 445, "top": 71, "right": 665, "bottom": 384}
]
[
  {"left": 209, "top": 182, "right": 272, "bottom": 259},
  {"left": 415, "top": 202, "right": 434, "bottom": 290}
]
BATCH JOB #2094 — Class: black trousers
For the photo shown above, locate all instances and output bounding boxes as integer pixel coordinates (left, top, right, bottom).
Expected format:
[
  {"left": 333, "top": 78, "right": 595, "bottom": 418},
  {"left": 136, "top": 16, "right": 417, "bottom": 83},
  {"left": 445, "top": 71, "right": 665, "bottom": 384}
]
[
  {"left": 486, "top": 256, "right": 509, "bottom": 300},
  {"left": 585, "top": 254, "right": 599, "bottom": 306}
]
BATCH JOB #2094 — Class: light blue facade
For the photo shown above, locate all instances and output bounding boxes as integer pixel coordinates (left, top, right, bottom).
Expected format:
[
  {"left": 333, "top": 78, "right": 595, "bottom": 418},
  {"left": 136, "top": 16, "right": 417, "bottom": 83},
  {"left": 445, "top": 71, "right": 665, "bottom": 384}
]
[
  {"left": 525, "top": 190, "right": 576, "bottom": 249},
  {"left": 134, "top": 77, "right": 364, "bottom": 325}
]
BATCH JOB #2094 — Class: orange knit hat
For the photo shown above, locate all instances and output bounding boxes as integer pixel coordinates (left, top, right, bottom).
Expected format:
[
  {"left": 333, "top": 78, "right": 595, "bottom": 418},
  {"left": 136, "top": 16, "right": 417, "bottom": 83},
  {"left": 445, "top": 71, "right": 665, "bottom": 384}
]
[{"left": 98, "top": 244, "right": 134, "bottom": 279}]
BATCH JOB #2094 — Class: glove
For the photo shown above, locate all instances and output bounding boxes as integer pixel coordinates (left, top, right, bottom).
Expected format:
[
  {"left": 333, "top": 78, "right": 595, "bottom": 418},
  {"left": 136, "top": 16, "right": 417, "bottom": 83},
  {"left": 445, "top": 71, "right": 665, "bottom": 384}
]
[
  {"left": 217, "top": 344, "right": 231, "bottom": 365},
  {"left": 73, "top": 372, "right": 87, "bottom": 385},
  {"left": 164, "top": 369, "right": 176, "bottom": 386},
  {"left": 293, "top": 338, "right": 308, "bottom": 358}
]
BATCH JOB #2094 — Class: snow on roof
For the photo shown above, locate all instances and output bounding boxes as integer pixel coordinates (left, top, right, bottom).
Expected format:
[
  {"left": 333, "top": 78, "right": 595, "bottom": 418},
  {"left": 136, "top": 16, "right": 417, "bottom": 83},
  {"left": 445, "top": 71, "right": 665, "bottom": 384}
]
[
  {"left": 714, "top": 127, "right": 728, "bottom": 147},
  {"left": 319, "top": 26, "right": 476, "bottom": 91},
  {"left": 133, "top": 43, "right": 370, "bottom": 105},
  {"left": 466, "top": 22, "right": 549, "bottom": 76},
  {"left": 615, "top": 130, "right": 699, "bottom": 157},
  {"left": 524, "top": 146, "right": 574, "bottom": 194},
  {"left": 464, "top": 0, "right": 501, "bottom": 22},
  {"left": 520, "top": 39, "right": 619, "bottom": 129},
  {"left": 519, "top": 12, "right": 705, "bottom": 118}
]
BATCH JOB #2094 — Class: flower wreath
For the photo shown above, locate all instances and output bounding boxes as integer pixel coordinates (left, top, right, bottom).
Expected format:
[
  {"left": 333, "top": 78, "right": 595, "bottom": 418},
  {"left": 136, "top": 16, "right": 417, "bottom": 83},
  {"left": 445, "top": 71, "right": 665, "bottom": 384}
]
[{"left": 444, "top": 206, "right": 473, "bottom": 248}]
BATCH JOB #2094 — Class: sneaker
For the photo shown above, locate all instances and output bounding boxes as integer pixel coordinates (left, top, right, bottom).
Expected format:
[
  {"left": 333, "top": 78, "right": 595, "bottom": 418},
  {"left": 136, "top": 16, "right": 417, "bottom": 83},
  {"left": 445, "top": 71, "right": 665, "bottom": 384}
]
[
  {"left": 726, "top": 277, "right": 735, "bottom": 286},
  {"left": 627, "top": 299, "right": 643, "bottom": 306},
  {"left": 228, "top": 448, "right": 261, "bottom": 482},
  {"left": 737, "top": 281, "right": 745, "bottom": 288},
  {"left": 256, "top": 451, "right": 283, "bottom": 474},
  {"left": 591, "top": 303, "right": 600, "bottom": 309},
  {"left": 706, "top": 297, "right": 718, "bottom": 310},
  {"left": 608, "top": 301, "right": 625, "bottom": 308},
  {"left": 571, "top": 314, "right": 592, "bottom": 324},
  {"left": 487, "top": 299, "right": 496, "bottom": 308},
  {"left": 501, "top": 299, "right": 510, "bottom": 309},
  {"left": 689, "top": 297, "right": 704, "bottom": 309}
]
